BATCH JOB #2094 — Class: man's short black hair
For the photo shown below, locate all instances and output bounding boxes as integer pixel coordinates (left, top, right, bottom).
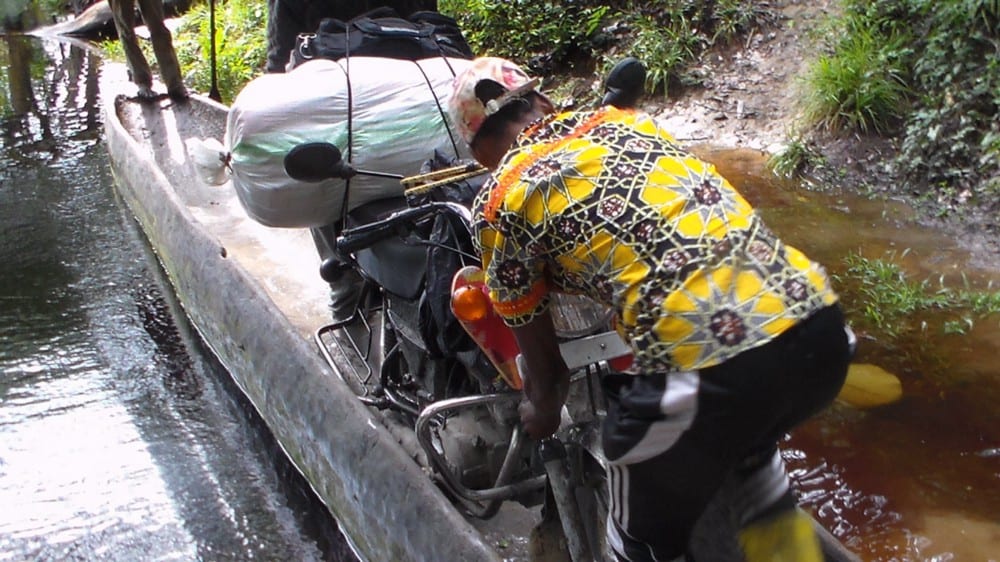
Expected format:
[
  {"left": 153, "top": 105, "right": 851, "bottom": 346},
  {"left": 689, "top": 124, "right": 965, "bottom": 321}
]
[{"left": 470, "top": 91, "right": 547, "bottom": 150}]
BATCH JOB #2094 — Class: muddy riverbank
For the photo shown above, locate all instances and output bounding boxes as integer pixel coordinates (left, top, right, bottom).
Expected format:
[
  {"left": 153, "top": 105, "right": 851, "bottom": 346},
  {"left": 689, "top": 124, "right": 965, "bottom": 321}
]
[{"left": 625, "top": 0, "right": 998, "bottom": 269}]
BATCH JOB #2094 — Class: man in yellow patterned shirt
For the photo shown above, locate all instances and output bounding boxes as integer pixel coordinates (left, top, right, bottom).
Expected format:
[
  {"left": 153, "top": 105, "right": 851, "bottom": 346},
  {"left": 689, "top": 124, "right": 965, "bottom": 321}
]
[{"left": 448, "top": 57, "right": 852, "bottom": 562}]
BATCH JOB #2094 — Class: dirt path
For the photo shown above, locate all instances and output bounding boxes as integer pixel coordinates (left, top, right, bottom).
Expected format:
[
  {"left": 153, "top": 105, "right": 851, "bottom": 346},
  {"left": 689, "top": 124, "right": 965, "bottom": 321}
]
[
  {"left": 643, "top": 0, "right": 837, "bottom": 152},
  {"left": 630, "top": 0, "right": 1000, "bottom": 267}
]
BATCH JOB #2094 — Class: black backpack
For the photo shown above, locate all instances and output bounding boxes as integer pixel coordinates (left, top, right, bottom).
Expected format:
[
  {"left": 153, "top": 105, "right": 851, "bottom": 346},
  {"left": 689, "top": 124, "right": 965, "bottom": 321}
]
[
  {"left": 414, "top": 150, "right": 483, "bottom": 360},
  {"left": 290, "top": 8, "right": 473, "bottom": 68}
]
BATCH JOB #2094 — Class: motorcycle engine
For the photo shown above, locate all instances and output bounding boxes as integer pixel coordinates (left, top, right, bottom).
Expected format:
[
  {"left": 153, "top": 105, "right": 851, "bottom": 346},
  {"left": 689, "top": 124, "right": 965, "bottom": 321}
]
[{"left": 434, "top": 406, "right": 516, "bottom": 492}]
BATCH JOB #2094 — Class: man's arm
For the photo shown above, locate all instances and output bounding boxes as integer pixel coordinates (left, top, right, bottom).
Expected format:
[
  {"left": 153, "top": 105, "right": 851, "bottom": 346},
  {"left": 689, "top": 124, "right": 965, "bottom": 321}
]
[{"left": 511, "top": 308, "right": 570, "bottom": 439}]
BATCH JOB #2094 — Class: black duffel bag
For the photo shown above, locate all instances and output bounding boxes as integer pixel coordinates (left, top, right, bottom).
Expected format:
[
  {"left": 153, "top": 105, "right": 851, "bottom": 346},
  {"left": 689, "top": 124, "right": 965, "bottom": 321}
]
[{"left": 290, "top": 8, "right": 474, "bottom": 68}]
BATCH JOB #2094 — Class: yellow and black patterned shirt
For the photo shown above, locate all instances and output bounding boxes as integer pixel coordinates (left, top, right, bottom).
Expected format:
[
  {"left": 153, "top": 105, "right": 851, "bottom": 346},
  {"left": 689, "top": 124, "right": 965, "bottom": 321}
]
[{"left": 472, "top": 107, "right": 838, "bottom": 372}]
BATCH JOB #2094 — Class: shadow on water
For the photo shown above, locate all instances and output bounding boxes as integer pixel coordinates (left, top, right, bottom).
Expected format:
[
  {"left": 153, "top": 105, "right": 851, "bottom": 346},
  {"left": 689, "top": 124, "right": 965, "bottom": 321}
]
[
  {"left": 131, "top": 235, "right": 359, "bottom": 562},
  {"left": 696, "top": 146, "right": 1000, "bottom": 561},
  {"left": 1, "top": 34, "right": 355, "bottom": 561}
]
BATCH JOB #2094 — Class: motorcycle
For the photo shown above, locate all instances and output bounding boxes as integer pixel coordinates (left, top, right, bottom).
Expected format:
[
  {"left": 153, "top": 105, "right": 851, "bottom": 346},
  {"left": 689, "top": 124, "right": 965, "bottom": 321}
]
[
  {"left": 284, "top": 148, "right": 634, "bottom": 560},
  {"left": 282, "top": 59, "right": 646, "bottom": 561}
]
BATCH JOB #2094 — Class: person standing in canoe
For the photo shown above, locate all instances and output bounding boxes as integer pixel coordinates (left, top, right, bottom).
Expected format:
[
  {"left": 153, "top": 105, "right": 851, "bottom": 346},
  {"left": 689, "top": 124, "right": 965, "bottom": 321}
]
[
  {"left": 448, "top": 56, "right": 853, "bottom": 562},
  {"left": 108, "top": 0, "right": 188, "bottom": 101}
]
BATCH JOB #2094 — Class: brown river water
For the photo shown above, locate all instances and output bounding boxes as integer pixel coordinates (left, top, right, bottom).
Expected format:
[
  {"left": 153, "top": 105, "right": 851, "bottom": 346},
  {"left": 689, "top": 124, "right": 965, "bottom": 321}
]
[{"left": 698, "top": 147, "right": 1000, "bottom": 561}]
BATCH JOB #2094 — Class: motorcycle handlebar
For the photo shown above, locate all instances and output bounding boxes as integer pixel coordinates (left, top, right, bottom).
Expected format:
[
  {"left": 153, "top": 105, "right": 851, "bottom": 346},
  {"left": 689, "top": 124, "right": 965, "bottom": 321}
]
[{"left": 336, "top": 201, "right": 472, "bottom": 255}]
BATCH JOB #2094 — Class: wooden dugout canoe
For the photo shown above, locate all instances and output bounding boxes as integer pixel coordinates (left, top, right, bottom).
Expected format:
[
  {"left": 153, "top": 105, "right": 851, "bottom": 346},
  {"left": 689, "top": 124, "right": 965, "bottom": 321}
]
[{"left": 101, "top": 64, "right": 859, "bottom": 562}]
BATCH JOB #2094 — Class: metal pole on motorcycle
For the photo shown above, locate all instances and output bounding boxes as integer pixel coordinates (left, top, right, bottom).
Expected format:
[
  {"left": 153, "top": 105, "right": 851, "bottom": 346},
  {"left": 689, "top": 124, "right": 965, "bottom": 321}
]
[{"left": 538, "top": 438, "right": 593, "bottom": 562}]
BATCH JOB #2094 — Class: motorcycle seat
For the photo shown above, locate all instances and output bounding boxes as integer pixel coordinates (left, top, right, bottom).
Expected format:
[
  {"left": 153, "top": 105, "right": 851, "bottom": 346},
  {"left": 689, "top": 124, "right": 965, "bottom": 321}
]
[{"left": 346, "top": 197, "right": 428, "bottom": 299}]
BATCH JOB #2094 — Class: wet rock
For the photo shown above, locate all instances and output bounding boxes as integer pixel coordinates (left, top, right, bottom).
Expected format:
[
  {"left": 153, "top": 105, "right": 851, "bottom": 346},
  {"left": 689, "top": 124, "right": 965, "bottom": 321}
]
[{"left": 838, "top": 364, "right": 903, "bottom": 409}]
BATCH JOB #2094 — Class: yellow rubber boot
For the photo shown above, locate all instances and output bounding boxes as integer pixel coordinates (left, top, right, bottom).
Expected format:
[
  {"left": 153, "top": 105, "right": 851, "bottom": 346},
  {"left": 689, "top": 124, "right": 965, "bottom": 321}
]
[{"left": 738, "top": 508, "right": 823, "bottom": 562}]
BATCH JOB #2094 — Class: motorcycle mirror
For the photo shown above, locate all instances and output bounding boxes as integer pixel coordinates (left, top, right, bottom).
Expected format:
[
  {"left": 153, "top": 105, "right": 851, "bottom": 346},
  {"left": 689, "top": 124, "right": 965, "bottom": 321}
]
[
  {"left": 601, "top": 57, "right": 646, "bottom": 109},
  {"left": 284, "top": 142, "right": 356, "bottom": 182}
]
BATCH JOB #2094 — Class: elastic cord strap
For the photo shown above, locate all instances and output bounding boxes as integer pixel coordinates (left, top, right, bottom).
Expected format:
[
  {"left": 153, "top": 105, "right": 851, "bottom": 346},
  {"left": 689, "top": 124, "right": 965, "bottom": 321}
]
[
  {"left": 339, "top": 24, "right": 354, "bottom": 226},
  {"left": 413, "top": 59, "right": 460, "bottom": 159},
  {"left": 436, "top": 40, "right": 458, "bottom": 77},
  {"left": 421, "top": 16, "right": 459, "bottom": 78}
]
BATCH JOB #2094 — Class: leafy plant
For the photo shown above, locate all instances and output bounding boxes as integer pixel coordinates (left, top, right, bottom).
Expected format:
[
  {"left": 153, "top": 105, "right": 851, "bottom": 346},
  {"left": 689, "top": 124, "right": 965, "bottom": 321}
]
[
  {"left": 438, "top": 0, "right": 611, "bottom": 72},
  {"left": 610, "top": 0, "right": 768, "bottom": 96},
  {"left": 621, "top": 11, "right": 702, "bottom": 95},
  {"left": 172, "top": 0, "right": 268, "bottom": 104},
  {"left": 800, "top": 19, "right": 909, "bottom": 134},
  {"left": 768, "top": 135, "right": 824, "bottom": 179},
  {"left": 836, "top": 251, "right": 1000, "bottom": 340},
  {"left": 440, "top": 0, "right": 768, "bottom": 96},
  {"left": 799, "top": 0, "right": 998, "bottom": 214},
  {"left": 896, "top": 0, "right": 1000, "bottom": 203},
  {"left": 31, "top": 0, "right": 63, "bottom": 17},
  {"left": 710, "top": 0, "right": 761, "bottom": 42},
  {"left": 101, "top": 32, "right": 142, "bottom": 62}
]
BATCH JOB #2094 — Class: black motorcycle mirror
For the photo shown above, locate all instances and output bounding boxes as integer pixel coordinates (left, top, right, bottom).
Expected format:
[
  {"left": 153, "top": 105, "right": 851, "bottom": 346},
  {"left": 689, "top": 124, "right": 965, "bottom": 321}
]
[
  {"left": 284, "top": 142, "right": 353, "bottom": 182},
  {"left": 284, "top": 142, "right": 404, "bottom": 182},
  {"left": 601, "top": 57, "right": 646, "bottom": 109}
]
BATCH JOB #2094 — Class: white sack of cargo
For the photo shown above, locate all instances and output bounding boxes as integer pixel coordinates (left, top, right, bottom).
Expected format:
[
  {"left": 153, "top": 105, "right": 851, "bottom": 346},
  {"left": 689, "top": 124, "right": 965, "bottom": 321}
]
[{"left": 224, "top": 56, "right": 471, "bottom": 228}]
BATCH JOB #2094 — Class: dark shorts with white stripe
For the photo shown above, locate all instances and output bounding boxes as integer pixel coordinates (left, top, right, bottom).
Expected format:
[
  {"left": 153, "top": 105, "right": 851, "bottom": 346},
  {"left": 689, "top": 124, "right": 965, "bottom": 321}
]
[{"left": 601, "top": 304, "right": 851, "bottom": 561}]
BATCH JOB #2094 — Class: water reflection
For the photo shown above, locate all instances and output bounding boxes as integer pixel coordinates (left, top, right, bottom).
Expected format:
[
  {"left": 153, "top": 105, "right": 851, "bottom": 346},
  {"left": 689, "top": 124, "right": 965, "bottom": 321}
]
[
  {"left": 1, "top": 35, "right": 349, "bottom": 562},
  {"left": 695, "top": 146, "right": 1000, "bottom": 561},
  {"left": 2, "top": 37, "right": 102, "bottom": 173}
]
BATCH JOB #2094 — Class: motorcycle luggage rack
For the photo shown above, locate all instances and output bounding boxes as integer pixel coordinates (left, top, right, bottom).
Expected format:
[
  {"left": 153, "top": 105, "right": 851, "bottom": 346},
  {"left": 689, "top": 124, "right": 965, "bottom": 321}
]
[{"left": 314, "top": 286, "right": 383, "bottom": 406}]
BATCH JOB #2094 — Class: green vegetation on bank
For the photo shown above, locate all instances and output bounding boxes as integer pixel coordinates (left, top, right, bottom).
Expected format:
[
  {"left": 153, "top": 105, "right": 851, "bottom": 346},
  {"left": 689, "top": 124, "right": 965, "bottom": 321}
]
[
  {"left": 836, "top": 251, "right": 1000, "bottom": 340},
  {"left": 439, "top": 0, "right": 769, "bottom": 96},
  {"left": 172, "top": 0, "right": 267, "bottom": 104},
  {"left": 800, "top": 17, "right": 908, "bottom": 135},
  {"left": 4, "top": 0, "right": 62, "bottom": 31},
  {"left": 438, "top": 1, "right": 610, "bottom": 72},
  {"left": 767, "top": 135, "right": 824, "bottom": 180},
  {"left": 29, "top": 0, "right": 62, "bottom": 16},
  {"left": 792, "top": 0, "right": 999, "bottom": 210}
]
